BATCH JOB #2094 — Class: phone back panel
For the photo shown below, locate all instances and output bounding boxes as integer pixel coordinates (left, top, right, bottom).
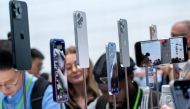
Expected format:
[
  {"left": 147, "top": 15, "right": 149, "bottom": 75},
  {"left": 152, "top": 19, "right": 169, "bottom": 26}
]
[
  {"left": 73, "top": 11, "right": 89, "bottom": 68},
  {"left": 118, "top": 19, "right": 130, "bottom": 67},
  {"left": 9, "top": 1, "right": 31, "bottom": 70},
  {"left": 106, "top": 42, "right": 119, "bottom": 95},
  {"left": 170, "top": 80, "right": 190, "bottom": 109}
]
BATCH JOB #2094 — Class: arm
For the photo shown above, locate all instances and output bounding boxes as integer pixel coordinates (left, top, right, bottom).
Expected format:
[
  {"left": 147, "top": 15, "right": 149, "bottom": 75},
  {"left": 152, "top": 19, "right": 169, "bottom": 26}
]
[{"left": 42, "top": 85, "right": 66, "bottom": 109}]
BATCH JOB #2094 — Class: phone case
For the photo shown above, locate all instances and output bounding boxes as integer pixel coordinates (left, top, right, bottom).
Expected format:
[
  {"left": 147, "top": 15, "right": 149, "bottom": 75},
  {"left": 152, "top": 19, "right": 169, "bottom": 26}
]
[
  {"left": 106, "top": 42, "right": 119, "bottom": 95},
  {"left": 9, "top": 1, "right": 31, "bottom": 70},
  {"left": 118, "top": 19, "right": 130, "bottom": 67},
  {"left": 73, "top": 11, "right": 89, "bottom": 68},
  {"left": 50, "top": 39, "right": 68, "bottom": 103}
]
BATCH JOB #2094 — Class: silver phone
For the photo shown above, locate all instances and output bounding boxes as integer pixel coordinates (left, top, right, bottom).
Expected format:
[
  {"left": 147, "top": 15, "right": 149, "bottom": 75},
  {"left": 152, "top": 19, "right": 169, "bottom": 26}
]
[
  {"left": 117, "top": 19, "right": 130, "bottom": 67},
  {"left": 73, "top": 11, "right": 89, "bottom": 68},
  {"left": 149, "top": 24, "right": 157, "bottom": 40},
  {"left": 106, "top": 42, "right": 119, "bottom": 95}
]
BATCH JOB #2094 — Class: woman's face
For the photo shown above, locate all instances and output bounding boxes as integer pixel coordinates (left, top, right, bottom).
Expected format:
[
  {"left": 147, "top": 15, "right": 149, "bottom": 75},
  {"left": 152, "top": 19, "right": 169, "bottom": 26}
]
[{"left": 65, "top": 53, "right": 85, "bottom": 85}]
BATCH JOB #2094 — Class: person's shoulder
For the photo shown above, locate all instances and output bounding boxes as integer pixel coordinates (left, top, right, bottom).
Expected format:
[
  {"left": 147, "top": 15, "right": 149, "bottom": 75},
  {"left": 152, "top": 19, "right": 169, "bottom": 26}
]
[
  {"left": 25, "top": 71, "right": 38, "bottom": 82},
  {"left": 42, "top": 85, "right": 65, "bottom": 109},
  {"left": 88, "top": 96, "right": 99, "bottom": 109},
  {"left": 94, "top": 95, "right": 108, "bottom": 109}
]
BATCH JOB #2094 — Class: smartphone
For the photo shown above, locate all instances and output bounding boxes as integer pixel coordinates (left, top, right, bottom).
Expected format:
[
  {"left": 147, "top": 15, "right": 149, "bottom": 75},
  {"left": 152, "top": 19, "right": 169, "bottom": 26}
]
[
  {"left": 106, "top": 42, "right": 119, "bottom": 95},
  {"left": 50, "top": 39, "right": 68, "bottom": 103},
  {"left": 170, "top": 37, "right": 188, "bottom": 63},
  {"left": 170, "top": 80, "right": 190, "bottom": 109},
  {"left": 135, "top": 37, "right": 188, "bottom": 67},
  {"left": 149, "top": 24, "right": 157, "bottom": 40},
  {"left": 9, "top": 0, "right": 31, "bottom": 70},
  {"left": 73, "top": 11, "right": 89, "bottom": 68},
  {"left": 145, "top": 66, "right": 156, "bottom": 88},
  {"left": 135, "top": 40, "right": 162, "bottom": 67},
  {"left": 117, "top": 19, "right": 130, "bottom": 67}
]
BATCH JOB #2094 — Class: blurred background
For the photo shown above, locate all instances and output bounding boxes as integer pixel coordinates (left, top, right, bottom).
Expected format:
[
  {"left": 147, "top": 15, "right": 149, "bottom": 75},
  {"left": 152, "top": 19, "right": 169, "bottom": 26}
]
[{"left": 0, "top": 0, "right": 190, "bottom": 73}]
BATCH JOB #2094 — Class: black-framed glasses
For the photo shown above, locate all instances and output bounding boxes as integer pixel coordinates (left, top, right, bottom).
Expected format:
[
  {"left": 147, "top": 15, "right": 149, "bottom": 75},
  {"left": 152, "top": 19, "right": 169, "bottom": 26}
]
[{"left": 0, "top": 73, "right": 20, "bottom": 89}]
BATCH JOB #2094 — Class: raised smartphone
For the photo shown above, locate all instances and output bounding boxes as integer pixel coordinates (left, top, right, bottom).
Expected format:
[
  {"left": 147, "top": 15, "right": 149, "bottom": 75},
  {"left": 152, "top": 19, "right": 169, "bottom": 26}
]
[
  {"left": 50, "top": 39, "right": 68, "bottom": 103},
  {"left": 135, "top": 40, "right": 161, "bottom": 67},
  {"left": 9, "top": 0, "right": 31, "bottom": 70},
  {"left": 135, "top": 37, "right": 188, "bottom": 67},
  {"left": 106, "top": 42, "right": 119, "bottom": 95},
  {"left": 117, "top": 19, "right": 130, "bottom": 67},
  {"left": 170, "top": 37, "right": 188, "bottom": 63},
  {"left": 73, "top": 11, "right": 89, "bottom": 68},
  {"left": 170, "top": 80, "right": 190, "bottom": 109}
]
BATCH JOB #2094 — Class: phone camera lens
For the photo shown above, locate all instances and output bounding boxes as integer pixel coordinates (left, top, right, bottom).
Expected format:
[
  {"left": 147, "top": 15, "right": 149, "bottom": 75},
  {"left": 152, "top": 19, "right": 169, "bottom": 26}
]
[
  {"left": 77, "top": 13, "right": 83, "bottom": 27},
  {"left": 120, "top": 22, "right": 125, "bottom": 33},
  {"left": 13, "top": 2, "right": 22, "bottom": 19}
]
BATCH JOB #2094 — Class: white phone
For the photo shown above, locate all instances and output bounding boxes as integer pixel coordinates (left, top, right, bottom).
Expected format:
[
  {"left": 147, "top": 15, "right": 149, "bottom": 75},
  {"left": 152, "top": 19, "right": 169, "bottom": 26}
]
[
  {"left": 117, "top": 19, "right": 130, "bottom": 67},
  {"left": 73, "top": 11, "right": 89, "bottom": 68}
]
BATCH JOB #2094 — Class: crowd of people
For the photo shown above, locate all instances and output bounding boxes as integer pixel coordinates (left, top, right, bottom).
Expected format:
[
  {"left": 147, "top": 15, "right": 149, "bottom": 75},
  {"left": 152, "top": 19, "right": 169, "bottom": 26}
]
[{"left": 0, "top": 20, "right": 190, "bottom": 109}]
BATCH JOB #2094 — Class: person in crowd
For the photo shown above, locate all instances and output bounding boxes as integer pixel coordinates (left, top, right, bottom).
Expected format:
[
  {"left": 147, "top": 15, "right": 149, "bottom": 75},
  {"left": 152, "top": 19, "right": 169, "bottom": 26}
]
[
  {"left": 171, "top": 20, "right": 190, "bottom": 80},
  {"left": 65, "top": 46, "right": 100, "bottom": 109},
  {"left": 0, "top": 40, "right": 64, "bottom": 109},
  {"left": 28, "top": 48, "right": 45, "bottom": 77},
  {"left": 160, "top": 20, "right": 190, "bottom": 109},
  {"left": 93, "top": 52, "right": 158, "bottom": 109}
]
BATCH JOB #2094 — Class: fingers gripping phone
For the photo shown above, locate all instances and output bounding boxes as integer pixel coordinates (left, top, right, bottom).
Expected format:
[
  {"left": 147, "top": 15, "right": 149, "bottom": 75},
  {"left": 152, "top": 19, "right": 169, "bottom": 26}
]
[
  {"left": 117, "top": 19, "right": 130, "bottom": 67},
  {"left": 73, "top": 11, "right": 89, "bottom": 68},
  {"left": 106, "top": 42, "right": 119, "bottom": 95},
  {"left": 170, "top": 80, "right": 190, "bottom": 109},
  {"left": 9, "top": 0, "right": 31, "bottom": 70},
  {"left": 50, "top": 39, "right": 68, "bottom": 103}
]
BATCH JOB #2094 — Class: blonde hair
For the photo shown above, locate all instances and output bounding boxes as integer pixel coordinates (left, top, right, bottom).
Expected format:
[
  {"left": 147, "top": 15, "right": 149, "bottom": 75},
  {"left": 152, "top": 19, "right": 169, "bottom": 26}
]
[{"left": 66, "top": 46, "right": 100, "bottom": 108}]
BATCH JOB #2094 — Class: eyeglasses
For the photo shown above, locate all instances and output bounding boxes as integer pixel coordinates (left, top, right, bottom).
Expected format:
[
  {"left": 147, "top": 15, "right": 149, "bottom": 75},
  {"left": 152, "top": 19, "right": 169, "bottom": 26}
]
[
  {"left": 0, "top": 73, "right": 20, "bottom": 89},
  {"left": 171, "top": 33, "right": 188, "bottom": 37}
]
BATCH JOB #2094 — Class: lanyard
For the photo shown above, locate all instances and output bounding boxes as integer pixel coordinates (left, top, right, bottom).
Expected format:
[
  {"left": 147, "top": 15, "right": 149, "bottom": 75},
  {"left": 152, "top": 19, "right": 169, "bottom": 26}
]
[
  {"left": 0, "top": 76, "right": 33, "bottom": 109},
  {"left": 133, "top": 87, "right": 141, "bottom": 109}
]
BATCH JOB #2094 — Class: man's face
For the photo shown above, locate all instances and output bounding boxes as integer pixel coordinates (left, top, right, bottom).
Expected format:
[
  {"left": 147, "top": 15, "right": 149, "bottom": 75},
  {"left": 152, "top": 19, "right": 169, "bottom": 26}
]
[
  {"left": 0, "top": 69, "right": 22, "bottom": 96},
  {"left": 29, "top": 58, "right": 43, "bottom": 76},
  {"left": 98, "top": 80, "right": 127, "bottom": 109}
]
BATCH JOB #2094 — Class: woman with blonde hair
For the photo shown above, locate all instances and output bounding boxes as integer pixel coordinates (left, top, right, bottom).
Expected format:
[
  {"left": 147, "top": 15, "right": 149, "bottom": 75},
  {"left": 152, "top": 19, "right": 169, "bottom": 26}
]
[{"left": 65, "top": 46, "right": 100, "bottom": 109}]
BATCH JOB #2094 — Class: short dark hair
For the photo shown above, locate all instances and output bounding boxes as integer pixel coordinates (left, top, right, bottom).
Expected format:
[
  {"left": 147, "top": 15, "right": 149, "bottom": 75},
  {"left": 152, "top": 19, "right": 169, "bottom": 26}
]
[
  {"left": 93, "top": 52, "right": 136, "bottom": 84},
  {"left": 0, "top": 40, "right": 13, "bottom": 70},
  {"left": 31, "top": 48, "right": 44, "bottom": 60}
]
